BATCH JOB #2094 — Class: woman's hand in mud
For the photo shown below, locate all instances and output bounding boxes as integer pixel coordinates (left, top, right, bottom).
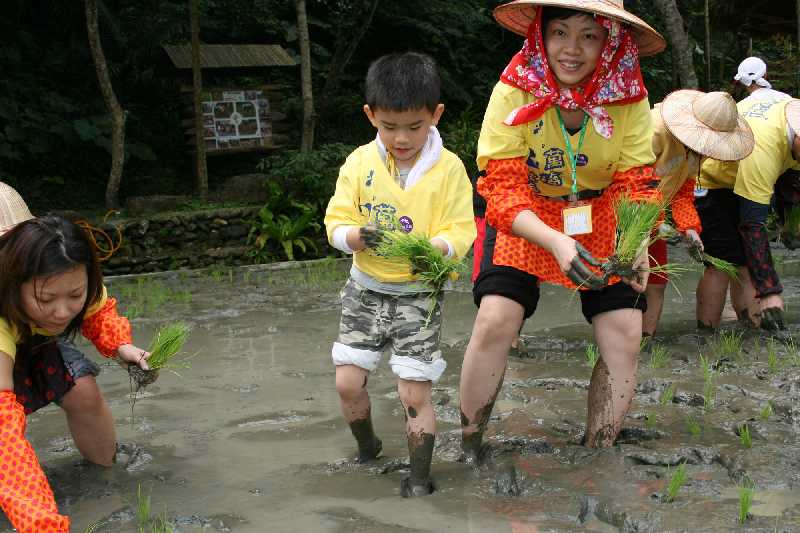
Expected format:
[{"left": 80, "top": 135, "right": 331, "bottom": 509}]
[
  {"left": 684, "top": 229, "right": 704, "bottom": 262},
  {"left": 116, "top": 344, "right": 151, "bottom": 370},
  {"left": 759, "top": 294, "right": 785, "bottom": 331}
]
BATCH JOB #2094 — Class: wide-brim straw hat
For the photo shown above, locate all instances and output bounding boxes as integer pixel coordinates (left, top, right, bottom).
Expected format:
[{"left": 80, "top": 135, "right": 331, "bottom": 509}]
[
  {"left": 494, "top": 0, "right": 666, "bottom": 57},
  {"left": 0, "top": 182, "right": 33, "bottom": 236},
  {"left": 786, "top": 99, "right": 800, "bottom": 136},
  {"left": 660, "top": 90, "right": 755, "bottom": 162}
]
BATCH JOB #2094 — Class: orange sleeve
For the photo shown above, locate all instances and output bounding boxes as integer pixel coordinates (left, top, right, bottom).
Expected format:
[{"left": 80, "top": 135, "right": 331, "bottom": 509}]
[
  {"left": 80, "top": 297, "right": 132, "bottom": 358},
  {"left": 477, "top": 157, "right": 534, "bottom": 234},
  {"left": 0, "top": 391, "right": 70, "bottom": 532},
  {"left": 670, "top": 178, "right": 702, "bottom": 233},
  {"left": 605, "top": 164, "right": 662, "bottom": 203}
]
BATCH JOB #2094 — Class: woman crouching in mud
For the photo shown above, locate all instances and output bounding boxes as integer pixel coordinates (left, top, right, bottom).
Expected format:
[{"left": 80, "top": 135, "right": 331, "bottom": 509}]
[
  {"left": 459, "top": 0, "right": 666, "bottom": 457},
  {"left": 0, "top": 214, "right": 151, "bottom": 532}
]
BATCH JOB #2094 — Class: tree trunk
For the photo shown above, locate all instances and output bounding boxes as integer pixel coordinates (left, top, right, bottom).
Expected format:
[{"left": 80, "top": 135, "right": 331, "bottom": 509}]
[
  {"left": 190, "top": 0, "right": 208, "bottom": 197},
  {"left": 296, "top": 0, "right": 315, "bottom": 153},
  {"left": 317, "top": 0, "right": 380, "bottom": 118},
  {"left": 85, "top": 0, "right": 126, "bottom": 209},
  {"left": 653, "top": 0, "right": 699, "bottom": 89},
  {"left": 704, "top": 0, "right": 711, "bottom": 90}
]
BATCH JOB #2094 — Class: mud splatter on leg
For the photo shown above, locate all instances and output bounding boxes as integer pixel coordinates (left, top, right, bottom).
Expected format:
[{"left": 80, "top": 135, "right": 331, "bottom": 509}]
[
  {"left": 401, "top": 431, "right": 435, "bottom": 497},
  {"left": 348, "top": 408, "right": 382, "bottom": 462},
  {"left": 460, "top": 370, "right": 505, "bottom": 464},
  {"left": 585, "top": 358, "right": 616, "bottom": 448}
]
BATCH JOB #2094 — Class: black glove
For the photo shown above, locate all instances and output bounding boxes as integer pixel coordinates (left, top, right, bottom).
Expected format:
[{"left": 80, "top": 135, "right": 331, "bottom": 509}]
[
  {"left": 359, "top": 226, "right": 385, "bottom": 249},
  {"left": 566, "top": 243, "right": 606, "bottom": 290}
]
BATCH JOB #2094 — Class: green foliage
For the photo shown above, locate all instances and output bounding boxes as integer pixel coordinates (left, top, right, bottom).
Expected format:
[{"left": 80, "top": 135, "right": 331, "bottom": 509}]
[
  {"left": 441, "top": 106, "right": 481, "bottom": 179},
  {"left": 738, "top": 482, "right": 755, "bottom": 524},
  {"left": 649, "top": 343, "right": 672, "bottom": 369},
  {"left": 738, "top": 423, "right": 752, "bottom": 449},
  {"left": 585, "top": 343, "right": 600, "bottom": 368},
  {"left": 256, "top": 143, "right": 355, "bottom": 207},
  {"left": 760, "top": 402, "right": 773, "bottom": 421},
  {"left": 247, "top": 182, "right": 321, "bottom": 262},
  {"left": 660, "top": 383, "right": 675, "bottom": 406},
  {"left": 686, "top": 416, "right": 702, "bottom": 438},
  {"left": 665, "top": 463, "right": 688, "bottom": 503}
]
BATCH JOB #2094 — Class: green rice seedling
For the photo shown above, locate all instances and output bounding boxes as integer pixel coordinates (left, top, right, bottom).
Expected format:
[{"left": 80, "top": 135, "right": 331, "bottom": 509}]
[
  {"left": 136, "top": 484, "right": 174, "bottom": 533},
  {"left": 645, "top": 411, "right": 657, "bottom": 429},
  {"left": 738, "top": 482, "right": 755, "bottom": 524},
  {"left": 786, "top": 338, "right": 800, "bottom": 367},
  {"left": 760, "top": 402, "right": 773, "bottom": 421},
  {"left": 585, "top": 343, "right": 600, "bottom": 368},
  {"left": 699, "top": 353, "right": 713, "bottom": 383},
  {"left": 738, "top": 423, "right": 752, "bottom": 449},
  {"left": 613, "top": 197, "right": 662, "bottom": 266},
  {"left": 660, "top": 383, "right": 676, "bottom": 406},
  {"left": 664, "top": 462, "right": 688, "bottom": 503},
  {"left": 702, "top": 375, "right": 716, "bottom": 413},
  {"left": 128, "top": 322, "right": 191, "bottom": 392},
  {"left": 649, "top": 343, "right": 672, "bottom": 369},
  {"left": 376, "top": 231, "right": 465, "bottom": 297},
  {"left": 767, "top": 337, "right": 780, "bottom": 374},
  {"left": 686, "top": 416, "right": 702, "bottom": 438},
  {"left": 702, "top": 254, "right": 739, "bottom": 280},
  {"left": 710, "top": 330, "right": 744, "bottom": 361}
]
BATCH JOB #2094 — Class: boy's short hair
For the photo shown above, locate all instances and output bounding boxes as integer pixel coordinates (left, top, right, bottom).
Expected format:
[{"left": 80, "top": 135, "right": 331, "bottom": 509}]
[{"left": 365, "top": 52, "right": 440, "bottom": 114}]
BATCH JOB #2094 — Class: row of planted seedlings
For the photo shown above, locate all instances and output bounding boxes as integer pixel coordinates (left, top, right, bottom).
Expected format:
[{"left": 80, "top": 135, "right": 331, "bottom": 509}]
[{"left": 582, "top": 330, "right": 784, "bottom": 524}]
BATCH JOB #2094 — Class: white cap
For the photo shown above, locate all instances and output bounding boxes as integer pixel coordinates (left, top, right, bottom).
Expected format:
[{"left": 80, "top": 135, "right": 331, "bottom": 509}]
[{"left": 734, "top": 57, "right": 772, "bottom": 89}]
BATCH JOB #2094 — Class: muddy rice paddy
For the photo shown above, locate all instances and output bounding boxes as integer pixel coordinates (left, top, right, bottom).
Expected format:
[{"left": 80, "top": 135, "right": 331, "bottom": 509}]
[{"left": 5, "top": 246, "right": 800, "bottom": 532}]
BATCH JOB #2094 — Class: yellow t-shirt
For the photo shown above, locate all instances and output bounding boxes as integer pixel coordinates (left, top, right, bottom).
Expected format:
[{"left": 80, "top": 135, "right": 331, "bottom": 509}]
[
  {"left": 700, "top": 98, "right": 800, "bottom": 203},
  {"left": 651, "top": 105, "right": 701, "bottom": 203},
  {"left": 0, "top": 286, "right": 108, "bottom": 361},
  {"left": 324, "top": 142, "right": 476, "bottom": 283},
  {"left": 477, "top": 81, "right": 655, "bottom": 197},
  {"left": 734, "top": 99, "right": 800, "bottom": 204}
]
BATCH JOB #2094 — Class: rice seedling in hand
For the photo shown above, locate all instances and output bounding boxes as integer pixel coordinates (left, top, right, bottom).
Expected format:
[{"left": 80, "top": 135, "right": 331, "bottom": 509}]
[
  {"left": 375, "top": 231, "right": 465, "bottom": 297},
  {"left": 605, "top": 197, "right": 663, "bottom": 279},
  {"left": 664, "top": 462, "right": 688, "bottom": 503},
  {"left": 686, "top": 416, "right": 702, "bottom": 438},
  {"left": 738, "top": 423, "right": 752, "bottom": 449},
  {"left": 585, "top": 343, "right": 600, "bottom": 368},
  {"left": 129, "top": 322, "right": 191, "bottom": 391},
  {"left": 649, "top": 343, "right": 672, "bottom": 369},
  {"left": 659, "top": 383, "right": 675, "bottom": 406},
  {"left": 738, "top": 482, "right": 755, "bottom": 524},
  {"left": 701, "top": 254, "right": 738, "bottom": 280},
  {"left": 760, "top": 402, "right": 773, "bottom": 421}
]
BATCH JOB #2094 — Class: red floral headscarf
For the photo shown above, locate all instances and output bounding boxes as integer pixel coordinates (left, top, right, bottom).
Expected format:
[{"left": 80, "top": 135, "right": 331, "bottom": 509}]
[{"left": 499, "top": 7, "right": 647, "bottom": 139}]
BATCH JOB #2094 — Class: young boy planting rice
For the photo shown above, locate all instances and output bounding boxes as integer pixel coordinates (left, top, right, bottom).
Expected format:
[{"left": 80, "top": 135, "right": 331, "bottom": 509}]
[
  {"left": 460, "top": 0, "right": 666, "bottom": 454},
  {"left": 698, "top": 98, "right": 800, "bottom": 331},
  {"left": 643, "top": 90, "right": 755, "bottom": 336},
  {"left": 324, "top": 52, "right": 475, "bottom": 497}
]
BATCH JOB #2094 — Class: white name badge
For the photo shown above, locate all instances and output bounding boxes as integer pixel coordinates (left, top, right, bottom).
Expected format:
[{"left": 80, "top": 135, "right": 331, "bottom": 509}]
[
  {"left": 694, "top": 187, "right": 708, "bottom": 198},
  {"left": 562, "top": 204, "right": 593, "bottom": 236}
]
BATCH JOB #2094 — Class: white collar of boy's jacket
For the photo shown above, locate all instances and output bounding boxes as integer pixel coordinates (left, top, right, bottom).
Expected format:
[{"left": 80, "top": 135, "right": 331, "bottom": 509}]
[{"left": 375, "top": 126, "right": 442, "bottom": 190}]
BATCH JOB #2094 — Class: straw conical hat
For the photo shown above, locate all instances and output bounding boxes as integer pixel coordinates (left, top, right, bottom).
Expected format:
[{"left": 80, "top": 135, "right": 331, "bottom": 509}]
[
  {"left": 786, "top": 99, "right": 800, "bottom": 135},
  {"left": 0, "top": 182, "right": 33, "bottom": 236},
  {"left": 494, "top": 0, "right": 666, "bottom": 57},
  {"left": 660, "top": 90, "right": 755, "bottom": 162}
]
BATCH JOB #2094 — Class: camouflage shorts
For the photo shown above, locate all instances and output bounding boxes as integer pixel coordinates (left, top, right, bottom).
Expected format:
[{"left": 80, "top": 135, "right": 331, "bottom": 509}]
[{"left": 331, "top": 277, "right": 446, "bottom": 382}]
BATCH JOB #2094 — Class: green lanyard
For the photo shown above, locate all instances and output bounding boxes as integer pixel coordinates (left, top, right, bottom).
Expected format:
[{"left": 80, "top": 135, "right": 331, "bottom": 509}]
[{"left": 555, "top": 108, "right": 589, "bottom": 201}]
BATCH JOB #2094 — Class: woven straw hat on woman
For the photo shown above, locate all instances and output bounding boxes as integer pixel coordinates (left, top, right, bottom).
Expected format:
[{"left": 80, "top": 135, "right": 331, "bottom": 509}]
[
  {"left": 0, "top": 182, "right": 33, "bottom": 236},
  {"left": 660, "top": 90, "right": 755, "bottom": 162},
  {"left": 494, "top": 0, "right": 666, "bottom": 56},
  {"left": 786, "top": 99, "right": 800, "bottom": 136}
]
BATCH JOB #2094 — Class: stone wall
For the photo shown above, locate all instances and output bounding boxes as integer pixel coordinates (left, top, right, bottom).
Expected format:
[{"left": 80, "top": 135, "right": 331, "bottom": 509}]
[{"left": 98, "top": 207, "right": 259, "bottom": 275}]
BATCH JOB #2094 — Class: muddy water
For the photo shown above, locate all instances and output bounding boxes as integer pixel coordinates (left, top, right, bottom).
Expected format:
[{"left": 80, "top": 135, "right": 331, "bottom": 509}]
[{"left": 4, "top": 249, "right": 800, "bottom": 532}]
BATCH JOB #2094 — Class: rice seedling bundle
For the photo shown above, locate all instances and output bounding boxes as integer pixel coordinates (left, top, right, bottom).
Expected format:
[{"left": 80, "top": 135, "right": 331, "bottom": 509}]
[
  {"left": 700, "top": 253, "right": 738, "bottom": 280},
  {"left": 375, "top": 232, "right": 464, "bottom": 296},
  {"left": 613, "top": 197, "right": 662, "bottom": 266},
  {"left": 128, "top": 322, "right": 191, "bottom": 391}
]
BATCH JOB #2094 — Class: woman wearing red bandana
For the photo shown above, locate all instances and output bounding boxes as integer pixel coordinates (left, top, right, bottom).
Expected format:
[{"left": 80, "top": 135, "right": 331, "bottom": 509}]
[{"left": 459, "top": 0, "right": 666, "bottom": 456}]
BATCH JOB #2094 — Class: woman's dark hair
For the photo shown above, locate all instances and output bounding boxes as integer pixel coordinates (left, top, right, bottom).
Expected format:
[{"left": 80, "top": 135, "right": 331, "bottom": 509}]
[
  {"left": 0, "top": 216, "right": 103, "bottom": 341},
  {"left": 541, "top": 7, "right": 593, "bottom": 28}
]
